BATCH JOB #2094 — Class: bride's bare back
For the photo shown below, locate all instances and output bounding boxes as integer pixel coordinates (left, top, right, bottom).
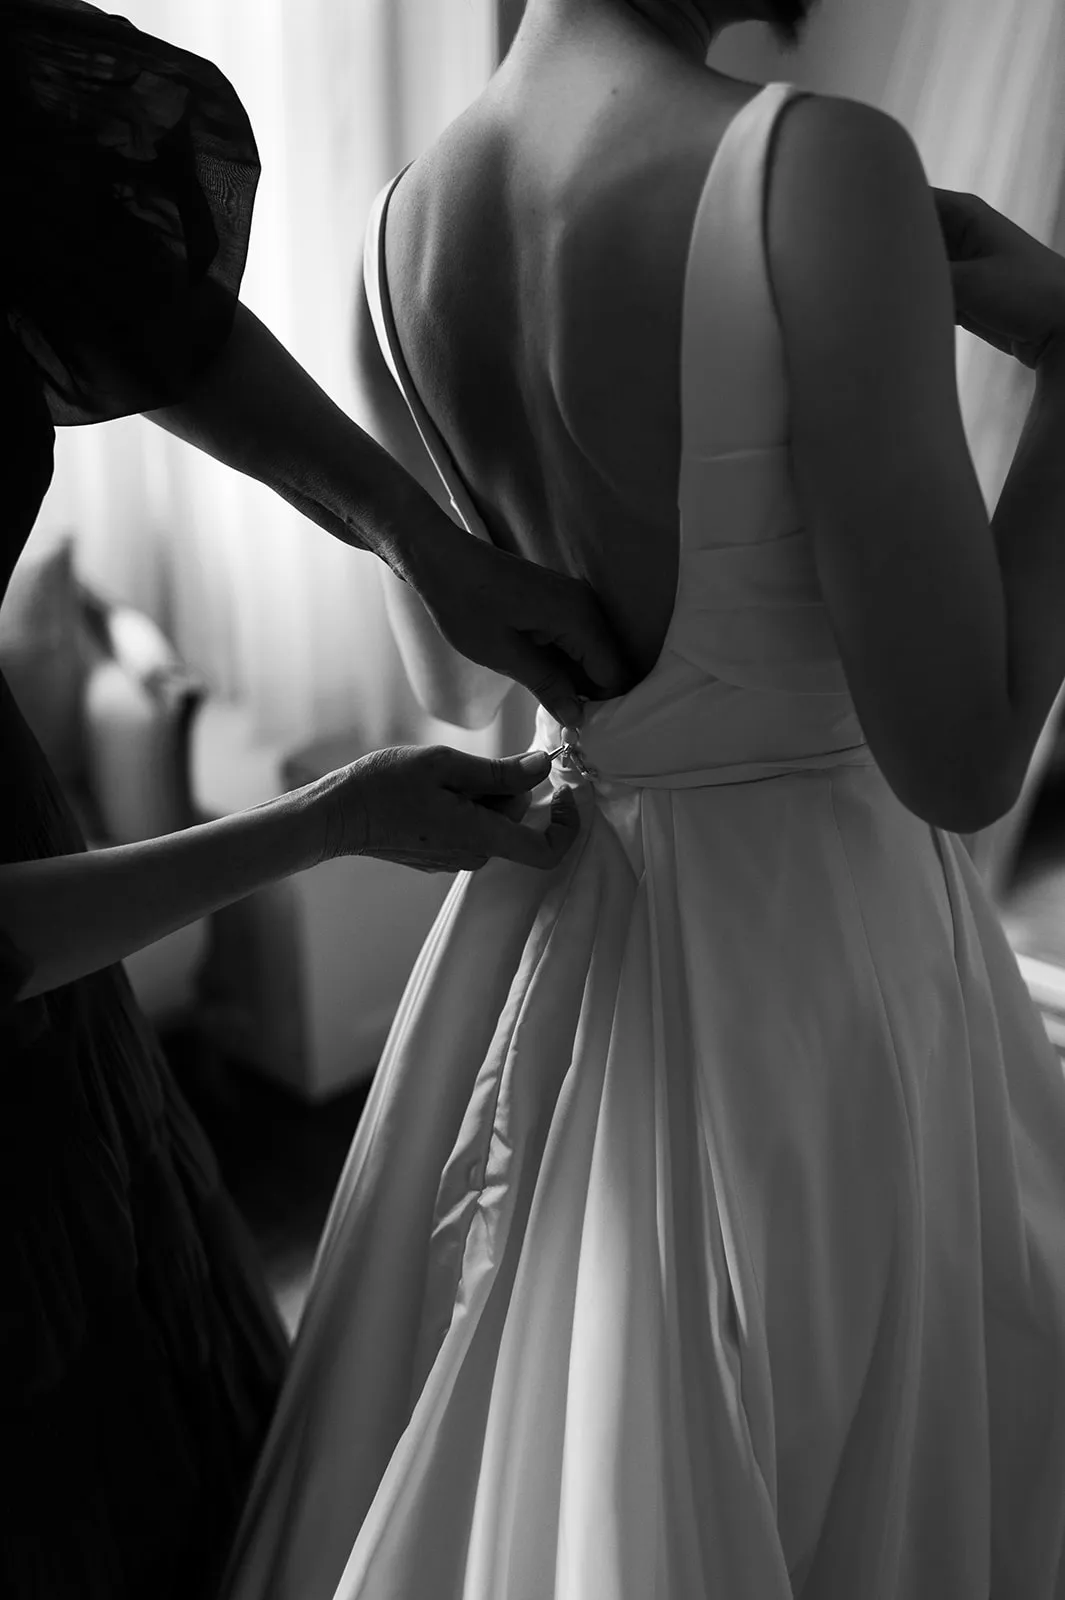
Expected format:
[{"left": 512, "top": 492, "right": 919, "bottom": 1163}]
[
  {"left": 365, "top": 0, "right": 1022, "bottom": 835},
  {"left": 378, "top": 11, "right": 760, "bottom": 680}
]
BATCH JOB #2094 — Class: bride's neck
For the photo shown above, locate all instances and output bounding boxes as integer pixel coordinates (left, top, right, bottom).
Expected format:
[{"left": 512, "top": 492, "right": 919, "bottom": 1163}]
[
  {"left": 519, "top": 0, "right": 716, "bottom": 64},
  {"left": 618, "top": 1, "right": 713, "bottom": 57}
]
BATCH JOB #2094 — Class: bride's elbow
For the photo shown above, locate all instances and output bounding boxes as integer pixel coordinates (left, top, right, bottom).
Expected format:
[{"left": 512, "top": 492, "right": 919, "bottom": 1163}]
[
  {"left": 889, "top": 762, "right": 1022, "bottom": 837},
  {"left": 414, "top": 685, "right": 505, "bottom": 731},
  {"left": 463, "top": 696, "right": 508, "bottom": 731}
]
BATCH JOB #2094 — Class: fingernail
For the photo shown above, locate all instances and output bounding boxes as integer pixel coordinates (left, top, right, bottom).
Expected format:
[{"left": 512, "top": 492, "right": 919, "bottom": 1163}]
[{"left": 518, "top": 750, "right": 551, "bottom": 773}]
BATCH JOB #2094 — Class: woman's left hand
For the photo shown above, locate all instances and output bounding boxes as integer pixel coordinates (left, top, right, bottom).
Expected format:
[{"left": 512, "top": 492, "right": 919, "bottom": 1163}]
[{"left": 400, "top": 517, "right": 636, "bottom": 731}]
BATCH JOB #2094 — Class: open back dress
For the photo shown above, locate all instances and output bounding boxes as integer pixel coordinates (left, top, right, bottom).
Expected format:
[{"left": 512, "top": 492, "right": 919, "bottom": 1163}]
[{"left": 223, "top": 83, "right": 1065, "bottom": 1600}]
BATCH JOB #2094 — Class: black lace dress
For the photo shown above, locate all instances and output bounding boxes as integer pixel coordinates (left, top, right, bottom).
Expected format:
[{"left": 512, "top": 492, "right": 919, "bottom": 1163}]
[{"left": 0, "top": 4, "right": 287, "bottom": 1595}]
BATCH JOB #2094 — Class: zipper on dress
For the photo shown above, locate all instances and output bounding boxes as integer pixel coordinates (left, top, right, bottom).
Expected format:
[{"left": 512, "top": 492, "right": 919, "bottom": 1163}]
[{"left": 545, "top": 727, "right": 598, "bottom": 781}]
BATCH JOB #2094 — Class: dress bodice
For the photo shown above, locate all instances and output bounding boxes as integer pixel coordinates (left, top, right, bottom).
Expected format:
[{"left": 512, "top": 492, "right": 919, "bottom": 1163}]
[
  {"left": 366, "top": 82, "right": 871, "bottom": 793},
  {"left": 568, "top": 83, "right": 868, "bottom": 790}
]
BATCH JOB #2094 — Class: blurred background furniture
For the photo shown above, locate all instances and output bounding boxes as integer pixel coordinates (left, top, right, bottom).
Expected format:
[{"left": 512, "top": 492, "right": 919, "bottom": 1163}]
[
  {"left": 0, "top": 537, "right": 461, "bottom": 1098},
  {"left": 0, "top": 535, "right": 209, "bottom": 1024},
  {"left": 189, "top": 713, "right": 457, "bottom": 1102}
]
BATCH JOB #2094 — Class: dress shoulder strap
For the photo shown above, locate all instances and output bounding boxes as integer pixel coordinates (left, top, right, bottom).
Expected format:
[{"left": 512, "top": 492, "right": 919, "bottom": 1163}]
[
  {"left": 363, "top": 172, "right": 494, "bottom": 543},
  {"left": 680, "top": 81, "right": 805, "bottom": 458}
]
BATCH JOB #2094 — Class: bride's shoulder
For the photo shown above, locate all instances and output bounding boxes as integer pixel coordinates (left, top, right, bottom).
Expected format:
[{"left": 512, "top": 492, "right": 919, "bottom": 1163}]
[
  {"left": 767, "top": 90, "right": 924, "bottom": 202},
  {"left": 764, "top": 89, "right": 933, "bottom": 293}
]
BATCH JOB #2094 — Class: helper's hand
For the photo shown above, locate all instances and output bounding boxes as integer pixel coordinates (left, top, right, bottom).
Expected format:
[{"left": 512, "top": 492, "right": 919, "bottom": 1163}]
[
  {"left": 401, "top": 519, "right": 636, "bottom": 731},
  {"left": 312, "top": 744, "right": 580, "bottom": 872},
  {"left": 933, "top": 188, "right": 1065, "bottom": 370}
]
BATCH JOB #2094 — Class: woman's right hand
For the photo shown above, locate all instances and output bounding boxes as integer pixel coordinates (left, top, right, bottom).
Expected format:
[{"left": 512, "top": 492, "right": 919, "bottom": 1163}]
[
  {"left": 933, "top": 188, "right": 1065, "bottom": 369},
  {"left": 396, "top": 517, "right": 636, "bottom": 733},
  {"left": 310, "top": 743, "right": 581, "bottom": 873}
]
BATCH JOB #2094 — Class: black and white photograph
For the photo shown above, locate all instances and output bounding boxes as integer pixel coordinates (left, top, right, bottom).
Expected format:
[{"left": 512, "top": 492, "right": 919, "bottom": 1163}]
[{"left": 4, "top": 1, "right": 1065, "bottom": 1595}]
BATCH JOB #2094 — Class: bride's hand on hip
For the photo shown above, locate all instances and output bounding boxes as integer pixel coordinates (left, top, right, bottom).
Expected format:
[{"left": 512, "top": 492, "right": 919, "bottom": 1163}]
[
  {"left": 933, "top": 188, "right": 1065, "bottom": 370},
  {"left": 399, "top": 520, "right": 636, "bottom": 731},
  {"left": 310, "top": 745, "right": 580, "bottom": 872}
]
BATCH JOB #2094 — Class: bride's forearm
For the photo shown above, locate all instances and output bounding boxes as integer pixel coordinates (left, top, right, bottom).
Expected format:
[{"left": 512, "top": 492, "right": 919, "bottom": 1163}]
[
  {"left": 382, "top": 566, "right": 513, "bottom": 730},
  {"left": 145, "top": 303, "right": 440, "bottom": 578}
]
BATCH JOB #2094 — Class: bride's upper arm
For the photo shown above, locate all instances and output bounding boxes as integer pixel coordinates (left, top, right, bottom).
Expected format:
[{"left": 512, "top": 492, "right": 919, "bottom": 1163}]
[{"left": 765, "top": 93, "right": 1016, "bottom": 833}]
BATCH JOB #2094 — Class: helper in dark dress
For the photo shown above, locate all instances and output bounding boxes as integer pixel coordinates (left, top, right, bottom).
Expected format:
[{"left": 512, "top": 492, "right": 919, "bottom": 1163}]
[
  {"left": 1, "top": 9, "right": 285, "bottom": 1596},
  {"left": 0, "top": 4, "right": 629, "bottom": 1595}
]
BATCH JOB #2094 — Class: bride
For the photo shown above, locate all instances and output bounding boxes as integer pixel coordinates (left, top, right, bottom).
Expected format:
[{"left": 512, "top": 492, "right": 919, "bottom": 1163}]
[{"left": 223, "top": 2, "right": 1065, "bottom": 1595}]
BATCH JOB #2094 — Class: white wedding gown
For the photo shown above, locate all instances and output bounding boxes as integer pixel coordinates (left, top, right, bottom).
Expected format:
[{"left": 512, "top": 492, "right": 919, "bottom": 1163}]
[{"left": 222, "top": 84, "right": 1065, "bottom": 1599}]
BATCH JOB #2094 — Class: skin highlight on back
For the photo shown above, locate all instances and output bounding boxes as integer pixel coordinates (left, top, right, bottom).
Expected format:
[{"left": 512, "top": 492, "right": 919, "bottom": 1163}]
[{"left": 376, "top": 0, "right": 779, "bottom": 680}]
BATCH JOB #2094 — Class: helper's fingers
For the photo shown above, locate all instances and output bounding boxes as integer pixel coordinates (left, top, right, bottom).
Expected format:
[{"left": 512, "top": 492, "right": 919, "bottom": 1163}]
[
  {"left": 479, "top": 790, "right": 535, "bottom": 824},
  {"left": 931, "top": 189, "right": 1000, "bottom": 259},
  {"left": 439, "top": 747, "right": 553, "bottom": 796},
  {"left": 502, "top": 637, "right": 586, "bottom": 732},
  {"left": 382, "top": 850, "right": 481, "bottom": 873},
  {"left": 546, "top": 585, "right": 635, "bottom": 701},
  {"left": 949, "top": 262, "right": 1055, "bottom": 366},
  {"left": 465, "top": 786, "right": 582, "bottom": 870}
]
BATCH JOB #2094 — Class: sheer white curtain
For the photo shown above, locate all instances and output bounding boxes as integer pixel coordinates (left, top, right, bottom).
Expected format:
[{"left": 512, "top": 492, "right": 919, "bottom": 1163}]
[
  {"left": 882, "top": 1, "right": 1065, "bottom": 504},
  {"left": 714, "top": 0, "right": 1065, "bottom": 505},
  {"left": 33, "top": 0, "right": 496, "bottom": 748}
]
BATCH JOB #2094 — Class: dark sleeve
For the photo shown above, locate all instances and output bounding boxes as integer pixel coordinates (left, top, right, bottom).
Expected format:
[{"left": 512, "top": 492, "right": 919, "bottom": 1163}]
[
  {"left": 0, "top": 928, "right": 32, "bottom": 1011},
  {"left": 0, "top": 0, "right": 260, "bottom": 425}
]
